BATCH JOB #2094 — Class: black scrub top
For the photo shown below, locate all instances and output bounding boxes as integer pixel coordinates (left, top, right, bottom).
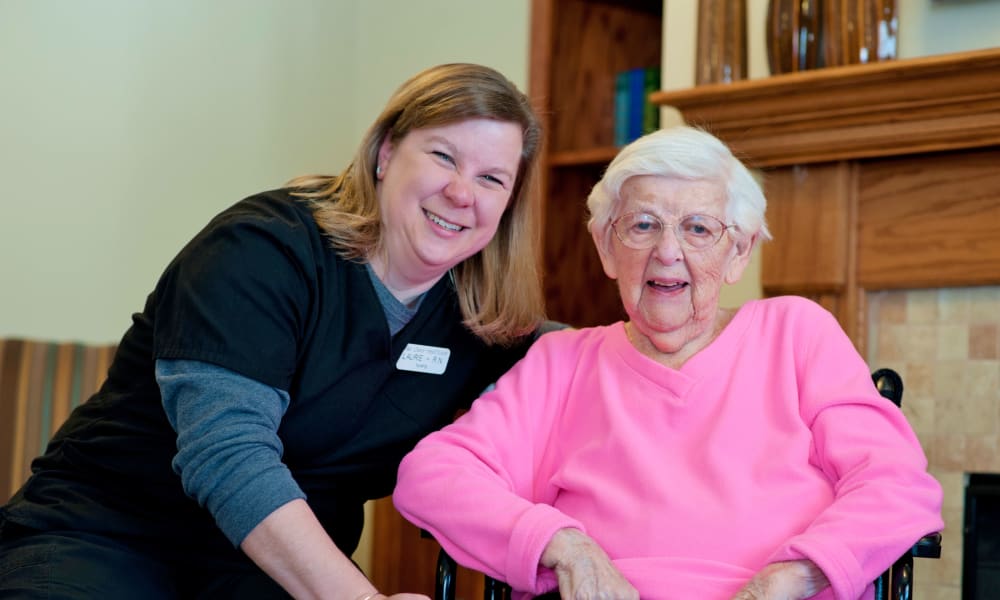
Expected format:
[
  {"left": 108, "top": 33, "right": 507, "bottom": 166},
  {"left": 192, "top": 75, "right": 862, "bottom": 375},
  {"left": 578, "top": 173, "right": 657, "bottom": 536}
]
[{"left": 2, "top": 189, "right": 533, "bottom": 558}]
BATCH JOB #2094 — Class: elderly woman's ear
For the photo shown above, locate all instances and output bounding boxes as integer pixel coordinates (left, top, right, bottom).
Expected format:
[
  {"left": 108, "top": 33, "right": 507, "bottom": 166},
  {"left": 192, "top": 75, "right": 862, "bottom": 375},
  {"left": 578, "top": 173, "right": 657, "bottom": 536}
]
[
  {"left": 723, "top": 231, "right": 758, "bottom": 285},
  {"left": 591, "top": 222, "right": 619, "bottom": 281}
]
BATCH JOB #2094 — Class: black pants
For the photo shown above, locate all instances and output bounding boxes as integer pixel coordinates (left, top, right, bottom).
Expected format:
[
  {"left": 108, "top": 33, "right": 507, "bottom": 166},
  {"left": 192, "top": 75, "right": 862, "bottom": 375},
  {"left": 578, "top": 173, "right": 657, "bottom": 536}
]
[{"left": 0, "top": 523, "right": 291, "bottom": 600}]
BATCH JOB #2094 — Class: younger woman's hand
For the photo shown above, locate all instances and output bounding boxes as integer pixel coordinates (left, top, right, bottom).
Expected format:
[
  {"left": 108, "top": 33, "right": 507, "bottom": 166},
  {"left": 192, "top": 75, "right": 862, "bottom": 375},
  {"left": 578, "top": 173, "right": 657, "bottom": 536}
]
[
  {"left": 730, "top": 560, "right": 830, "bottom": 600},
  {"left": 540, "top": 528, "right": 638, "bottom": 600}
]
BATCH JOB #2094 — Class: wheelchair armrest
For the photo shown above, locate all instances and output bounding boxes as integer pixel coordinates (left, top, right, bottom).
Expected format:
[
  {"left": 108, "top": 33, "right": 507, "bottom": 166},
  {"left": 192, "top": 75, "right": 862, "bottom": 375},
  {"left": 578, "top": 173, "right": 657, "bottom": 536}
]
[
  {"left": 436, "top": 548, "right": 458, "bottom": 600},
  {"left": 911, "top": 531, "right": 942, "bottom": 559},
  {"left": 421, "top": 530, "right": 458, "bottom": 600}
]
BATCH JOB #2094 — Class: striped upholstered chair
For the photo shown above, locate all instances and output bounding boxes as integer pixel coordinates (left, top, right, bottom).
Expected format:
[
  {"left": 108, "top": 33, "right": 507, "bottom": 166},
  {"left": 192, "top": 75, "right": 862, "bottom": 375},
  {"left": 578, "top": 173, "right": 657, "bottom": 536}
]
[{"left": 0, "top": 338, "right": 117, "bottom": 500}]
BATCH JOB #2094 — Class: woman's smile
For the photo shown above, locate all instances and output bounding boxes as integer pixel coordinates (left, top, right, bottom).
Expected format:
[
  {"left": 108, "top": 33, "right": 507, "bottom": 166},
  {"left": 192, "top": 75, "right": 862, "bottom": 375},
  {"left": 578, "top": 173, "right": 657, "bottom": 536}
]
[
  {"left": 424, "top": 209, "right": 464, "bottom": 232},
  {"left": 644, "top": 277, "right": 687, "bottom": 294}
]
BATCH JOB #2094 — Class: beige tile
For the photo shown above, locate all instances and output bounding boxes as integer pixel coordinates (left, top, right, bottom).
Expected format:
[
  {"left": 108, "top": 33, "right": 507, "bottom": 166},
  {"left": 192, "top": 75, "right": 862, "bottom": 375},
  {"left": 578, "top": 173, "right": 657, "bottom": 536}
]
[
  {"left": 965, "top": 434, "right": 1000, "bottom": 473},
  {"left": 905, "top": 363, "right": 936, "bottom": 398},
  {"left": 903, "top": 392, "right": 935, "bottom": 436},
  {"left": 940, "top": 505, "right": 962, "bottom": 549},
  {"left": 876, "top": 290, "right": 907, "bottom": 324},
  {"left": 936, "top": 324, "right": 969, "bottom": 360},
  {"left": 938, "top": 288, "right": 972, "bottom": 324},
  {"left": 933, "top": 470, "right": 965, "bottom": 511},
  {"left": 968, "top": 286, "right": 1000, "bottom": 322},
  {"left": 965, "top": 360, "right": 1000, "bottom": 400},
  {"left": 901, "top": 324, "right": 939, "bottom": 363},
  {"left": 932, "top": 365, "right": 995, "bottom": 436},
  {"left": 917, "top": 582, "right": 961, "bottom": 600},
  {"left": 923, "top": 555, "right": 951, "bottom": 588},
  {"left": 923, "top": 550, "right": 960, "bottom": 588},
  {"left": 932, "top": 361, "right": 965, "bottom": 399},
  {"left": 877, "top": 324, "right": 905, "bottom": 362},
  {"left": 930, "top": 434, "right": 967, "bottom": 470},
  {"left": 908, "top": 289, "right": 940, "bottom": 323},
  {"left": 963, "top": 399, "right": 994, "bottom": 436},
  {"left": 933, "top": 361, "right": 998, "bottom": 404},
  {"left": 969, "top": 323, "right": 998, "bottom": 359}
]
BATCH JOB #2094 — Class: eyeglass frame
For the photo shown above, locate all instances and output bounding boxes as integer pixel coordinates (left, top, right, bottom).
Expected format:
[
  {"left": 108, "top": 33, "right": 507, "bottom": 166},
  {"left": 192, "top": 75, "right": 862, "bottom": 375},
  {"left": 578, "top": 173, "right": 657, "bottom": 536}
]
[{"left": 609, "top": 211, "right": 737, "bottom": 251}]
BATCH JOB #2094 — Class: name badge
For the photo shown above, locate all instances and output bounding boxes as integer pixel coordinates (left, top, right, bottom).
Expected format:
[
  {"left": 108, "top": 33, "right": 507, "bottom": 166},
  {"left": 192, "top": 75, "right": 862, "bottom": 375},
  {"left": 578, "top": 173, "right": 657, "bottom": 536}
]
[{"left": 396, "top": 343, "right": 450, "bottom": 375}]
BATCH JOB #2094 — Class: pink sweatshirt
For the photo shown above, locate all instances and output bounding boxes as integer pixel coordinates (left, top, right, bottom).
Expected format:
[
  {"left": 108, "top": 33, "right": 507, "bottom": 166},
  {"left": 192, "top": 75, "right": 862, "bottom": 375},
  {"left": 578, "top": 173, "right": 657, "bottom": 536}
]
[{"left": 393, "top": 296, "right": 943, "bottom": 600}]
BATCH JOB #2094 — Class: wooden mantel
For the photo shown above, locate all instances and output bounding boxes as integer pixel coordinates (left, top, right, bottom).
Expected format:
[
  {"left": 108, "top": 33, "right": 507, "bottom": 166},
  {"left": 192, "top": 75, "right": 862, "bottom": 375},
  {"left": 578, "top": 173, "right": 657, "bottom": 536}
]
[
  {"left": 651, "top": 48, "right": 1000, "bottom": 351},
  {"left": 650, "top": 48, "right": 1000, "bottom": 167}
]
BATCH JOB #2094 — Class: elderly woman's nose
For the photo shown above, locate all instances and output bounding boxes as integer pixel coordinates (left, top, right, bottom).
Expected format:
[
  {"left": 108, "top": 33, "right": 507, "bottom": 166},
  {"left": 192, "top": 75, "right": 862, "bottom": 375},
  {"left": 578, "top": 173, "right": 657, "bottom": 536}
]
[
  {"left": 651, "top": 225, "right": 684, "bottom": 262},
  {"left": 444, "top": 175, "right": 474, "bottom": 206}
]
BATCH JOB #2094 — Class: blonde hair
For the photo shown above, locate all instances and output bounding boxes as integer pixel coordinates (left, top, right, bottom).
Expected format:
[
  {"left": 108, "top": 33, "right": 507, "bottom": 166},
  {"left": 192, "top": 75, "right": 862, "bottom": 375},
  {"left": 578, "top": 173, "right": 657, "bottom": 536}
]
[{"left": 288, "top": 63, "right": 545, "bottom": 346}]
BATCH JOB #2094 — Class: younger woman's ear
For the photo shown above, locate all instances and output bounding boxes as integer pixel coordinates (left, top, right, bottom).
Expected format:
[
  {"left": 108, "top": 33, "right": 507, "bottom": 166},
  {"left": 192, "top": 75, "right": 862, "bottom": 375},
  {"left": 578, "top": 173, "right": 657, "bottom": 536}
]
[{"left": 377, "top": 137, "right": 394, "bottom": 174}]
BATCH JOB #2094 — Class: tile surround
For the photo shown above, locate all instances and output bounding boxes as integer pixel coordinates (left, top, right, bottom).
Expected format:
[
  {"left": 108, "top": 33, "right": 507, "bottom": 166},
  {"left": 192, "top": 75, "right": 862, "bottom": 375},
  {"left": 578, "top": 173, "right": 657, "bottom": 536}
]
[{"left": 866, "top": 286, "right": 1000, "bottom": 599}]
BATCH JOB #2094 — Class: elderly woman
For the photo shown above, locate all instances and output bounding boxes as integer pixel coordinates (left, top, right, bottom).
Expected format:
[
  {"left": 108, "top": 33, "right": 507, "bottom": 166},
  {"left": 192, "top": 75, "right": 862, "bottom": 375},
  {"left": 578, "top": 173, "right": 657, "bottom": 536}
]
[{"left": 392, "top": 126, "right": 943, "bottom": 600}]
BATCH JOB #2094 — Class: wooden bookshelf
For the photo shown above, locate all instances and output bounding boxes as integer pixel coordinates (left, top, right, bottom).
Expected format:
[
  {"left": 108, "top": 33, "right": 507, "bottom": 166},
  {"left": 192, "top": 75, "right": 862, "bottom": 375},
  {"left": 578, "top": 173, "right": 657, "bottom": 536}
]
[{"left": 529, "top": 0, "right": 663, "bottom": 328}]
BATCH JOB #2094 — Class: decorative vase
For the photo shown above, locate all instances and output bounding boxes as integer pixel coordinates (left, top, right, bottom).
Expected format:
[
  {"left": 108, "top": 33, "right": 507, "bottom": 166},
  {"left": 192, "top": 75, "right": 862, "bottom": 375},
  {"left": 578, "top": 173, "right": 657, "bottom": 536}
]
[
  {"left": 822, "top": 0, "right": 897, "bottom": 67},
  {"left": 766, "top": 0, "right": 897, "bottom": 75},
  {"left": 696, "top": 0, "right": 748, "bottom": 84},
  {"left": 765, "top": 0, "right": 823, "bottom": 74}
]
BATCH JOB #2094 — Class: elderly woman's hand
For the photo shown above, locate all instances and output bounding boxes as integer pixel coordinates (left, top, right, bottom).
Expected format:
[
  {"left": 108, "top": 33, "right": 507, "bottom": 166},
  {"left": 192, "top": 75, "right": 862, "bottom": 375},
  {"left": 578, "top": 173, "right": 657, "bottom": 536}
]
[
  {"left": 540, "top": 528, "right": 638, "bottom": 600},
  {"left": 730, "top": 560, "right": 830, "bottom": 600}
]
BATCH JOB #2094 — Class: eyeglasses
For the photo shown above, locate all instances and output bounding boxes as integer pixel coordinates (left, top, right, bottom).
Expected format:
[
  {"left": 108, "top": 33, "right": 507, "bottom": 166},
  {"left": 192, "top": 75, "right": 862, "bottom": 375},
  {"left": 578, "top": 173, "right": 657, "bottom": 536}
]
[{"left": 610, "top": 212, "right": 735, "bottom": 251}]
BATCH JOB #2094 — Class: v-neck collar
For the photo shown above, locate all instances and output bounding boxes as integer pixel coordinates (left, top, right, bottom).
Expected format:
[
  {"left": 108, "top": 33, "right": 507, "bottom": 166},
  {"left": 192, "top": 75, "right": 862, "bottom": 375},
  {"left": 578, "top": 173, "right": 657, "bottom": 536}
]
[{"left": 612, "top": 300, "right": 758, "bottom": 400}]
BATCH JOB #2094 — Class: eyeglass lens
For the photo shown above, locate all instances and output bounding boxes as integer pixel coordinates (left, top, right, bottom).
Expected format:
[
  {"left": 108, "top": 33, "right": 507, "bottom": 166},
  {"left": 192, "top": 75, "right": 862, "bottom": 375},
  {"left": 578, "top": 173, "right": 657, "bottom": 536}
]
[{"left": 612, "top": 212, "right": 727, "bottom": 250}]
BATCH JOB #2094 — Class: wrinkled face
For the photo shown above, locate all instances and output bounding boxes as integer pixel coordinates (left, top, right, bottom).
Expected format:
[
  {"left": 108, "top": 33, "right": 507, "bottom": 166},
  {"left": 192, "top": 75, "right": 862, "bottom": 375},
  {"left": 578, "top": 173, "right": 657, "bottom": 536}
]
[
  {"left": 375, "top": 118, "right": 523, "bottom": 288},
  {"left": 593, "top": 175, "right": 753, "bottom": 353}
]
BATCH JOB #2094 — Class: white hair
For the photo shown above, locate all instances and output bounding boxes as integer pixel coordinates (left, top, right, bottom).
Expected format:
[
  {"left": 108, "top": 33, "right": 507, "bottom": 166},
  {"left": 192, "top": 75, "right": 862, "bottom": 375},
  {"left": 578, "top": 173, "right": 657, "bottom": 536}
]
[{"left": 586, "top": 125, "right": 772, "bottom": 248}]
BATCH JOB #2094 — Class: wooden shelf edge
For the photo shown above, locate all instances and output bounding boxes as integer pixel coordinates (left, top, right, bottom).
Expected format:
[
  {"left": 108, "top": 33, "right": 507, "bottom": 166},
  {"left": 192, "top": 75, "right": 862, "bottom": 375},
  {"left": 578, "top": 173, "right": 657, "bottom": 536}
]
[
  {"left": 547, "top": 146, "right": 621, "bottom": 167},
  {"left": 650, "top": 48, "right": 1000, "bottom": 167},
  {"left": 762, "top": 283, "right": 844, "bottom": 296}
]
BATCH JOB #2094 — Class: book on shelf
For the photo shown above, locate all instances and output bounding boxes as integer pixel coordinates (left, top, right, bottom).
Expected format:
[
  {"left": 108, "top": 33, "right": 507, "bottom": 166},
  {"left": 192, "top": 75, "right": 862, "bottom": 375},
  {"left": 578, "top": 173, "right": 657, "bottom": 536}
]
[{"left": 613, "top": 66, "right": 661, "bottom": 147}]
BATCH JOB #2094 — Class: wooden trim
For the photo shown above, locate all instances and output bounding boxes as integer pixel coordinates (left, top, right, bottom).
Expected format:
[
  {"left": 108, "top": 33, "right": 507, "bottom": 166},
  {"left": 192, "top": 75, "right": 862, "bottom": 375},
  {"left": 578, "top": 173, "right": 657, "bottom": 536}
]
[
  {"left": 844, "top": 162, "right": 861, "bottom": 350},
  {"left": 856, "top": 148, "right": 1000, "bottom": 290},
  {"left": 650, "top": 48, "right": 1000, "bottom": 167},
  {"left": 528, "top": 0, "right": 554, "bottom": 268},
  {"left": 854, "top": 288, "right": 868, "bottom": 360},
  {"left": 528, "top": 0, "right": 554, "bottom": 164},
  {"left": 548, "top": 146, "right": 619, "bottom": 167},
  {"left": 760, "top": 163, "right": 851, "bottom": 293}
]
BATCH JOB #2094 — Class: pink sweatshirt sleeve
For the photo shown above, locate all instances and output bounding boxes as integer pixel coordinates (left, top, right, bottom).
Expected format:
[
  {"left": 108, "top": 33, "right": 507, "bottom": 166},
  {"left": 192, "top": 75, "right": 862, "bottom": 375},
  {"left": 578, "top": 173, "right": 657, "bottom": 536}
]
[
  {"left": 767, "top": 302, "right": 944, "bottom": 600},
  {"left": 393, "top": 333, "right": 585, "bottom": 594}
]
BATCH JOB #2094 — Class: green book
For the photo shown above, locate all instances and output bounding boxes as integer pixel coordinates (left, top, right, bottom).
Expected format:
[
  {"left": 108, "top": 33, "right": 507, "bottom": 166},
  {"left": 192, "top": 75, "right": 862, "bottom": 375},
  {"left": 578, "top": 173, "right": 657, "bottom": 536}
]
[
  {"left": 643, "top": 67, "right": 661, "bottom": 135},
  {"left": 614, "top": 70, "right": 630, "bottom": 147}
]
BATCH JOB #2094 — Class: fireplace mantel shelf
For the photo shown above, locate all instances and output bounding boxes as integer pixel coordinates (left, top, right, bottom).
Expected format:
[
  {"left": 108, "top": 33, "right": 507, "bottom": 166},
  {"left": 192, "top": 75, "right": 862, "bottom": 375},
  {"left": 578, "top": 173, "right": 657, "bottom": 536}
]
[{"left": 650, "top": 47, "right": 1000, "bottom": 167}]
